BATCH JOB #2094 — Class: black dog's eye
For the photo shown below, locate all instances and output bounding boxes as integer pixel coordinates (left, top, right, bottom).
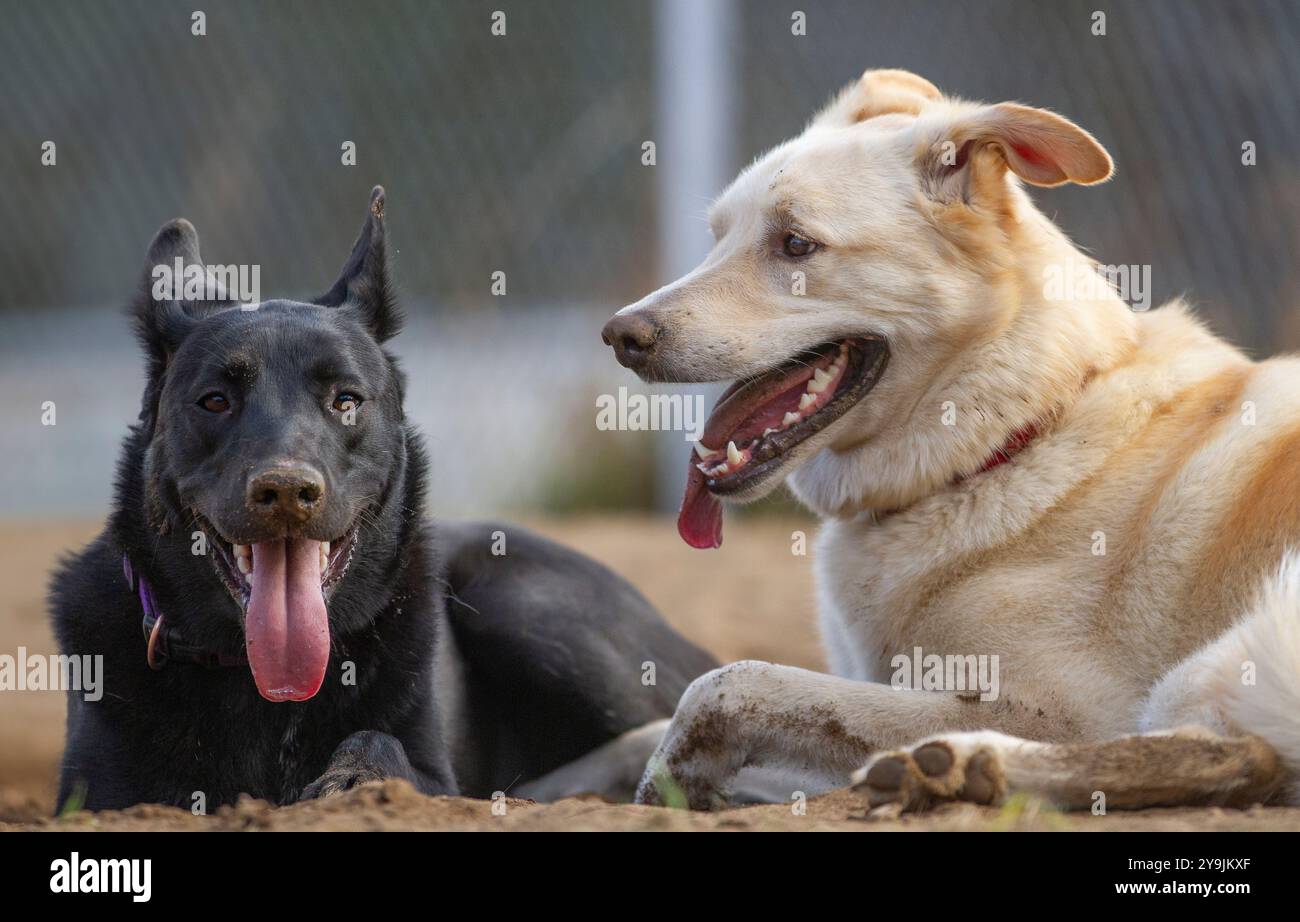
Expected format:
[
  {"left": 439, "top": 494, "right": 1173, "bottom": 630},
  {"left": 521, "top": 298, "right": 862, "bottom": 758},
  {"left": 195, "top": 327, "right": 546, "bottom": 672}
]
[
  {"left": 782, "top": 232, "right": 818, "bottom": 258},
  {"left": 333, "top": 393, "right": 362, "bottom": 413},
  {"left": 198, "top": 392, "right": 230, "bottom": 413}
]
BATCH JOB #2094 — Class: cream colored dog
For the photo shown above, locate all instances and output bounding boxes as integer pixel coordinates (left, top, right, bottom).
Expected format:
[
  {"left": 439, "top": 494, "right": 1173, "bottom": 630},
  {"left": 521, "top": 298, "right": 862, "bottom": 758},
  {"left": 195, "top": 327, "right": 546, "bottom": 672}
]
[{"left": 599, "top": 69, "right": 1300, "bottom": 812}]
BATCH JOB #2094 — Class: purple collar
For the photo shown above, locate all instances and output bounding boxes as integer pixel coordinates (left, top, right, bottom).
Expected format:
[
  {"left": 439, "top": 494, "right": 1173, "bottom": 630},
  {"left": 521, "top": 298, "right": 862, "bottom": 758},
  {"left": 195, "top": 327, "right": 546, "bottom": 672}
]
[{"left": 122, "top": 555, "right": 248, "bottom": 670}]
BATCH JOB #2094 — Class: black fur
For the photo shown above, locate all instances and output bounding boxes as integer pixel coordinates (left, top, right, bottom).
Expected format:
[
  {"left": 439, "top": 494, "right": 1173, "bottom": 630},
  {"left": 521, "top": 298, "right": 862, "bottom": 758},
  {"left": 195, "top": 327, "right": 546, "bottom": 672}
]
[{"left": 49, "top": 187, "right": 716, "bottom": 811}]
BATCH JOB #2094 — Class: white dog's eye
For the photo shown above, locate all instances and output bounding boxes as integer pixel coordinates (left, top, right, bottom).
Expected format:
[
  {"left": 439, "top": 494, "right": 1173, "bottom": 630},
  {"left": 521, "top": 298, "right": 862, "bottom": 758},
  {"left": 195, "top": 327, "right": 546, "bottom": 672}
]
[{"left": 782, "top": 232, "right": 818, "bottom": 258}]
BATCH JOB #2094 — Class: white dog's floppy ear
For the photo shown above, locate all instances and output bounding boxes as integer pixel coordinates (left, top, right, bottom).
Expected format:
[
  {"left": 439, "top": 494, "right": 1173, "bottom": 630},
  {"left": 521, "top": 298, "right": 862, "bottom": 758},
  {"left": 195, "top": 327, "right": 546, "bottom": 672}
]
[
  {"left": 815, "top": 68, "right": 943, "bottom": 127},
  {"left": 925, "top": 102, "right": 1113, "bottom": 194}
]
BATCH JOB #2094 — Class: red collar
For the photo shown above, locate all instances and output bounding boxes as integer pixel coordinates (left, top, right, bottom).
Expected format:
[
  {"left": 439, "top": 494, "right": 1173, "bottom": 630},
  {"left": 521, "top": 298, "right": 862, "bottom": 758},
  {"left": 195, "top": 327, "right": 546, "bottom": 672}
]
[
  {"left": 877, "top": 420, "right": 1044, "bottom": 519},
  {"left": 973, "top": 421, "right": 1040, "bottom": 475},
  {"left": 967, "top": 372, "right": 1094, "bottom": 477}
]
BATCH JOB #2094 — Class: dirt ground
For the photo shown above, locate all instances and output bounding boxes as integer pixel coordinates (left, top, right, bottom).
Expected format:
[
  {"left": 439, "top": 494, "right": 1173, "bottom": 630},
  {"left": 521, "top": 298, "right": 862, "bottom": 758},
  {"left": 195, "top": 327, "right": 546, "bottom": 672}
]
[{"left": 2, "top": 517, "right": 1297, "bottom": 832}]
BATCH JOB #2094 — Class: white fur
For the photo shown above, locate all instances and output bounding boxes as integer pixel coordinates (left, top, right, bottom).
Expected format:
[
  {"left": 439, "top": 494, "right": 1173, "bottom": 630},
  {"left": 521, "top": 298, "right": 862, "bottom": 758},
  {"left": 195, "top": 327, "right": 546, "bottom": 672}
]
[
  {"left": 619, "top": 70, "right": 1300, "bottom": 810},
  {"left": 1219, "top": 553, "right": 1300, "bottom": 796}
]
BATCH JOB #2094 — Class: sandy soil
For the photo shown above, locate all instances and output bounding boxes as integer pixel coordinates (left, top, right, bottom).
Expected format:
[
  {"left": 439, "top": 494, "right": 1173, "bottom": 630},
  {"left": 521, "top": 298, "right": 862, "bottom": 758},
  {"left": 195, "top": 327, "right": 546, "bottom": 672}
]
[{"left": 2, "top": 517, "right": 1297, "bottom": 832}]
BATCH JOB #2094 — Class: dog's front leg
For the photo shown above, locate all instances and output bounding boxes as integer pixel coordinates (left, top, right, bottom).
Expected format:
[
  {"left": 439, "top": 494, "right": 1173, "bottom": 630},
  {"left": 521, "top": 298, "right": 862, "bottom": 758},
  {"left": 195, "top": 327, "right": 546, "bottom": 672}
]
[
  {"left": 300, "top": 730, "right": 453, "bottom": 800},
  {"left": 636, "top": 662, "right": 879, "bottom": 809},
  {"left": 635, "top": 661, "right": 1058, "bottom": 810}
]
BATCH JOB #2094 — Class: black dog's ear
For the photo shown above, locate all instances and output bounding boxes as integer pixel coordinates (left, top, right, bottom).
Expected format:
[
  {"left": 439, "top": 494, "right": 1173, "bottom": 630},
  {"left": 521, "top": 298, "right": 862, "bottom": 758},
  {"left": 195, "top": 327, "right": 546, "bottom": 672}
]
[
  {"left": 132, "top": 218, "right": 245, "bottom": 359},
  {"left": 131, "top": 219, "right": 221, "bottom": 440},
  {"left": 315, "top": 185, "right": 401, "bottom": 341},
  {"left": 132, "top": 219, "right": 204, "bottom": 361}
]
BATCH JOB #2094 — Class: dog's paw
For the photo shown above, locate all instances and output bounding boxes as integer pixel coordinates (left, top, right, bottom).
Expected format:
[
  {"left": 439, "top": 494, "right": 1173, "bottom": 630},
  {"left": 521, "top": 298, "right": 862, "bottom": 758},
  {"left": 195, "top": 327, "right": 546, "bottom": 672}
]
[
  {"left": 634, "top": 751, "right": 735, "bottom": 811},
  {"left": 634, "top": 770, "right": 728, "bottom": 811},
  {"left": 633, "top": 776, "right": 667, "bottom": 807},
  {"left": 301, "top": 762, "right": 386, "bottom": 800},
  {"left": 300, "top": 730, "right": 413, "bottom": 801},
  {"left": 851, "top": 734, "right": 1007, "bottom": 812}
]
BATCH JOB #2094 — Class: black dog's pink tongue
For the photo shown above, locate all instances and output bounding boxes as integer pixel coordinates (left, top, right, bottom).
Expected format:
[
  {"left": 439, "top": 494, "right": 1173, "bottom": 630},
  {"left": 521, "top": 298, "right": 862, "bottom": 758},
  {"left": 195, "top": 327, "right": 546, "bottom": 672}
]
[
  {"left": 245, "top": 538, "right": 330, "bottom": 702},
  {"left": 678, "top": 458, "right": 723, "bottom": 549}
]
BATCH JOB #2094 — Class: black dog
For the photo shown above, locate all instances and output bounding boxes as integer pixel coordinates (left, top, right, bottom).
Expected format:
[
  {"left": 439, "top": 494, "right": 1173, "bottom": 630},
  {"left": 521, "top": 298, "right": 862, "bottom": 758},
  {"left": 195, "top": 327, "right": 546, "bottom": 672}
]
[{"left": 50, "top": 187, "right": 715, "bottom": 811}]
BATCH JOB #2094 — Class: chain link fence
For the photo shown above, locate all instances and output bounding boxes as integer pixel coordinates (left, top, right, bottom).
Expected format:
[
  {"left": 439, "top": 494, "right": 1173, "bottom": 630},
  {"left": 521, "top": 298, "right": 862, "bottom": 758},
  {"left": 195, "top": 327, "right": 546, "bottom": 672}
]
[
  {"left": 1, "top": 0, "right": 1296, "bottom": 516},
  {"left": 1, "top": 0, "right": 662, "bottom": 311},
  {"left": 3, "top": 0, "right": 1297, "bottom": 343},
  {"left": 736, "top": 0, "right": 1300, "bottom": 349}
]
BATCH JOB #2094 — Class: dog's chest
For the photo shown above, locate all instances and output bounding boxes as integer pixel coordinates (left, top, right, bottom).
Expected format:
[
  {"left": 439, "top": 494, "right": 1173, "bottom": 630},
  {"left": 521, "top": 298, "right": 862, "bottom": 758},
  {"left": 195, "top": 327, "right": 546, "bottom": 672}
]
[
  {"left": 141, "top": 677, "right": 343, "bottom": 806},
  {"left": 812, "top": 512, "right": 1099, "bottom": 686},
  {"left": 814, "top": 518, "right": 942, "bottom": 682}
]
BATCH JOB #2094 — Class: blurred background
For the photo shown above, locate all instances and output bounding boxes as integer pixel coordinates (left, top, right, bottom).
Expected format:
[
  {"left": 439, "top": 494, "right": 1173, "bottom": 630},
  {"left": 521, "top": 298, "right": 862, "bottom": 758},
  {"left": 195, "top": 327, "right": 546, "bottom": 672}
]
[
  {"left": 1, "top": 0, "right": 1298, "bottom": 817},
  {"left": 1, "top": 0, "right": 1298, "bottom": 520}
]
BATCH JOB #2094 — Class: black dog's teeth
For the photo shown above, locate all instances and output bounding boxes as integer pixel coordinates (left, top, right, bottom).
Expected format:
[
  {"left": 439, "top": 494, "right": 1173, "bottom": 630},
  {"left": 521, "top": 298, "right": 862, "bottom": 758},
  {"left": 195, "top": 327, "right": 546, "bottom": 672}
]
[{"left": 198, "top": 523, "right": 361, "bottom": 610}]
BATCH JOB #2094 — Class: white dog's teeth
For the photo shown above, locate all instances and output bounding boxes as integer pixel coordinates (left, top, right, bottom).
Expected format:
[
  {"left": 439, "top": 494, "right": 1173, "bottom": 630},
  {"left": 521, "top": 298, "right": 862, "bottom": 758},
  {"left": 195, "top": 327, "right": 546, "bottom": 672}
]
[
  {"left": 693, "top": 441, "right": 718, "bottom": 459},
  {"left": 233, "top": 543, "right": 250, "bottom": 558},
  {"left": 799, "top": 392, "right": 816, "bottom": 410},
  {"left": 763, "top": 427, "right": 776, "bottom": 437},
  {"left": 726, "top": 441, "right": 743, "bottom": 466},
  {"left": 783, "top": 411, "right": 800, "bottom": 426},
  {"left": 236, "top": 556, "right": 251, "bottom": 575},
  {"left": 322, "top": 541, "right": 330, "bottom": 556},
  {"left": 808, "top": 368, "right": 832, "bottom": 394}
]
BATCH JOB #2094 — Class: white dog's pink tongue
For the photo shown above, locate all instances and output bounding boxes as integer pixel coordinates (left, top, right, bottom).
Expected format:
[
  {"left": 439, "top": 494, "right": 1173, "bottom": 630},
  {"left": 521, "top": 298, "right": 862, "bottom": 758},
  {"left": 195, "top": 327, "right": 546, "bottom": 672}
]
[
  {"left": 245, "top": 538, "right": 330, "bottom": 702},
  {"left": 678, "top": 460, "right": 723, "bottom": 549}
]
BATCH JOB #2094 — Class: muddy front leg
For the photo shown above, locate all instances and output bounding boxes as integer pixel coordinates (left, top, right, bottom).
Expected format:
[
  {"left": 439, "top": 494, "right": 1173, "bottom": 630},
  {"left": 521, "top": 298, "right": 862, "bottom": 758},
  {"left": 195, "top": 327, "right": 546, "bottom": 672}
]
[
  {"left": 634, "top": 661, "right": 1051, "bottom": 810},
  {"left": 853, "top": 727, "right": 1284, "bottom": 812}
]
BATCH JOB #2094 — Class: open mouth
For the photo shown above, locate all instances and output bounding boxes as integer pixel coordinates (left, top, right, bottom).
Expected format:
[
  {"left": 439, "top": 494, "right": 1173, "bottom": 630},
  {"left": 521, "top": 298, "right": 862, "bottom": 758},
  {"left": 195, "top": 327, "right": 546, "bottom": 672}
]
[
  {"left": 199, "top": 516, "right": 360, "bottom": 702},
  {"left": 204, "top": 524, "right": 359, "bottom": 611},
  {"left": 679, "top": 336, "right": 889, "bottom": 548}
]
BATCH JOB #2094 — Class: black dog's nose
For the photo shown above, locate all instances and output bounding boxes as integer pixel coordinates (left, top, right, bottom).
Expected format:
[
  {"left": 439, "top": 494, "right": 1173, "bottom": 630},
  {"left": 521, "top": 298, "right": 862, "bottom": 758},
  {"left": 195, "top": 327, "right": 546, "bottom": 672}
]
[
  {"left": 602, "top": 313, "right": 659, "bottom": 369},
  {"left": 246, "top": 465, "right": 326, "bottom": 524}
]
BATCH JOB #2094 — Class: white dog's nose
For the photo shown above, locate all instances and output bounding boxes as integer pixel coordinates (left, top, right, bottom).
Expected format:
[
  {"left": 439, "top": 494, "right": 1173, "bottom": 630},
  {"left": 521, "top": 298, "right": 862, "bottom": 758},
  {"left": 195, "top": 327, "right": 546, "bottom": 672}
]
[{"left": 601, "top": 312, "right": 660, "bottom": 370}]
